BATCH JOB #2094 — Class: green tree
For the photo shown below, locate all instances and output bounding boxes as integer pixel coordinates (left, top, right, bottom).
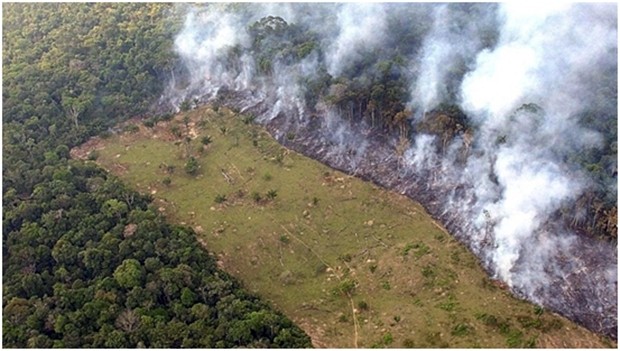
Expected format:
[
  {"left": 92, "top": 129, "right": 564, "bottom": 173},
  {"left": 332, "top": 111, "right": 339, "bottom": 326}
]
[
  {"left": 113, "top": 259, "right": 144, "bottom": 290},
  {"left": 102, "top": 199, "right": 128, "bottom": 220}
]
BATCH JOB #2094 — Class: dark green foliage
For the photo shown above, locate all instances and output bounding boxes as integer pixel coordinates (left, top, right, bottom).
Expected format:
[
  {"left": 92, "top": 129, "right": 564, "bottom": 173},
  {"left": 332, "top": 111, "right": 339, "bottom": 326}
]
[
  {"left": 162, "top": 177, "right": 172, "bottom": 187},
  {"left": 334, "top": 279, "right": 356, "bottom": 296},
  {"left": 184, "top": 157, "right": 199, "bottom": 176},
  {"left": 242, "top": 114, "right": 256, "bottom": 125},
  {"left": 266, "top": 189, "right": 278, "bottom": 200},
  {"left": 123, "top": 124, "right": 140, "bottom": 134},
  {"left": 3, "top": 163, "right": 311, "bottom": 347},
  {"left": 451, "top": 322, "right": 471, "bottom": 336},
  {"left": 201, "top": 135, "right": 212, "bottom": 145},
  {"left": 251, "top": 191, "right": 263, "bottom": 203},
  {"left": 369, "top": 264, "right": 378, "bottom": 273},
  {"left": 2, "top": 4, "right": 311, "bottom": 348},
  {"left": 402, "top": 242, "right": 430, "bottom": 258},
  {"left": 87, "top": 150, "right": 99, "bottom": 161},
  {"left": 143, "top": 118, "right": 156, "bottom": 128},
  {"left": 214, "top": 194, "right": 227, "bottom": 204},
  {"left": 437, "top": 295, "right": 458, "bottom": 312},
  {"left": 180, "top": 99, "right": 192, "bottom": 112},
  {"left": 114, "top": 259, "right": 144, "bottom": 289}
]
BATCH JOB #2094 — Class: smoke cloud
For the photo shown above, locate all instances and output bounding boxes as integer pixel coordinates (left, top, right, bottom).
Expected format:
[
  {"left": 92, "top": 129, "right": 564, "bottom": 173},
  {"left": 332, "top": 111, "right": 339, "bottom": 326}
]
[
  {"left": 325, "top": 3, "right": 388, "bottom": 77},
  {"left": 161, "top": 3, "right": 617, "bottom": 337}
]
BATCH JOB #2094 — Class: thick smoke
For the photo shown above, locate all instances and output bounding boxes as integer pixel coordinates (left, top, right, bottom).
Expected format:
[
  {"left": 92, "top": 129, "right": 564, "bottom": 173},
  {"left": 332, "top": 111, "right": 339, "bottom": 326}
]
[
  {"left": 325, "top": 3, "right": 388, "bottom": 77},
  {"left": 411, "top": 3, "right": 499, "bottom": 113},
  {"left": 426, "top": 2, "right": 614, "bottom": 285},
  {"left": 162, "top": 3, "right": 617, "bottom": 338}
]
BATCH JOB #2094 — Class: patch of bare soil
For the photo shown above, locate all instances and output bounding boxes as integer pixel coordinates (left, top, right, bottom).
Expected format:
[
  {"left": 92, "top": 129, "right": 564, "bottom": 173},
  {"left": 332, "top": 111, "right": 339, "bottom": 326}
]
[
  {"left": 70, "top": 136, "right": 106, "bottom": 160},
  {"left": 296, "top": 320, "right": 329, "bottom": 348}
]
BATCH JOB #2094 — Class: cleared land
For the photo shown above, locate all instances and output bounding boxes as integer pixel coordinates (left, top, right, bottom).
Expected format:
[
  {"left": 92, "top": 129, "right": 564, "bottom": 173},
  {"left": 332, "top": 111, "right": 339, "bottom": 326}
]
[{"left": 72, "top": 105, "right": 614, "bottom": 348}]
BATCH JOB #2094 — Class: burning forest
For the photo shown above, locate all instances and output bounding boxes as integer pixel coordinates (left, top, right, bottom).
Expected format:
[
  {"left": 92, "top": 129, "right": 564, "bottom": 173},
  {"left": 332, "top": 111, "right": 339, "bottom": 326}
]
[{"left": 159, "top": 3, "right": 618, "bottom": 338}]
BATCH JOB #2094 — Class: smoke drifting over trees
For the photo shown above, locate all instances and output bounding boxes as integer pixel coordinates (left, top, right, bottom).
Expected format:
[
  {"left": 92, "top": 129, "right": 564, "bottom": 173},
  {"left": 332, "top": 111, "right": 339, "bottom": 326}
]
[{"left": 162, "top": 3, "right": 617, "bottom": 337}]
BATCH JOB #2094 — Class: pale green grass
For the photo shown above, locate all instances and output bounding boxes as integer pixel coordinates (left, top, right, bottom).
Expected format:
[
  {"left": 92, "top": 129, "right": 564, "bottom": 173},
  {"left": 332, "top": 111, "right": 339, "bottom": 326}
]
[{"left": 89, "top": 106, "right": 612, "bottom": 348}]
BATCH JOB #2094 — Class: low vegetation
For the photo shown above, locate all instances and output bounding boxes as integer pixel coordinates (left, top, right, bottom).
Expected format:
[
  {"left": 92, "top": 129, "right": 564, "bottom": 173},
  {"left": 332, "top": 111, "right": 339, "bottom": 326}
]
[{"left": 75, "top": 105, "right": 614, "bottom": 348}]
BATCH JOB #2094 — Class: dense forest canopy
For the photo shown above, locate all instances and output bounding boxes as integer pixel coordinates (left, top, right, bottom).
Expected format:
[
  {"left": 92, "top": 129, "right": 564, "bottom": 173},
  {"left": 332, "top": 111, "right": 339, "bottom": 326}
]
[{"left": 2, "top": 3, "right": 311, "bottom": 348}]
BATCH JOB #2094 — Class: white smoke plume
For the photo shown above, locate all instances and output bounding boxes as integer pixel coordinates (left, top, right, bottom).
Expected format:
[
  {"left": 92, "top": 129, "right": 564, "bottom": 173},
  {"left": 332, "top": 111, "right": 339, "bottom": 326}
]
[
  {"left": 411, "top": 3, "right": 498, "bottom": 114},
  {"left": 161, "top": 3, "right": 617, "bottom": 337},
  {"left": 403, "top": 3, "right": 617, "bottom": 333},
  {"left": 457, "top": 2, "right": 614, "bottom": 284},
  {"left": 325, "top": 3, "right": 388, "bottom": 77}
]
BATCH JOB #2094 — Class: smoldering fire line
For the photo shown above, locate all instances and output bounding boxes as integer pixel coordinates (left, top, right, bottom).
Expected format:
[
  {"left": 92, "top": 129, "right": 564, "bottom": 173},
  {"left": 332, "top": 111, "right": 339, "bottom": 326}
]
[{"left": 158, "top": 3, "right": 618, "bottom": 338}]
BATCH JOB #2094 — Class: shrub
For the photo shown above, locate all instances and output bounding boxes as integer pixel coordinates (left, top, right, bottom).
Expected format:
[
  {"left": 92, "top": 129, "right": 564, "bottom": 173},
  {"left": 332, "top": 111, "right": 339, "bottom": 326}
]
[
  {"left": 184, "top": 157, "right": 199, "bottom": 175},
  {"left": 242, "top": 115, "right": 255, "bottom": 125},
  {"left": 180, "top": 99, "right": 191, "bottom": 112},
  {"left": 534, "top": 305, "right": 544, "bottom": 316},
  {"left": 382, "top": 332, "right": 393, "bottom": 345},
  {"left": 451, "top": 323, "right": 471, "bottom": 336},
  {"left": 201, "top": 135, "right": 212, "bottom": 145},
  {"left": 214, "top": 194, "right": 227, "bottom": 204},
  {"left": 251, "top": 191, "right": 262, "bottom": 203},
  {"left": 334, "top": 279, "right": 356, "bottom": 296},
  {"left": 87, "top": 150, "right": 99, "bottom": 161},
  {"left": 266, "top": 189, "right": 278, "bottom": 200},
  {"left": 162, "top": 177, "right": 171, "bottom": 187},
  {"left": 339, "top": 253, "right": 352, "bottom": 262},
  {"left": 402, "top": 242, "right": 430, "bottom": 258},
  {"left": 438, "top": 297, "right": 457, "bottom": 312}
]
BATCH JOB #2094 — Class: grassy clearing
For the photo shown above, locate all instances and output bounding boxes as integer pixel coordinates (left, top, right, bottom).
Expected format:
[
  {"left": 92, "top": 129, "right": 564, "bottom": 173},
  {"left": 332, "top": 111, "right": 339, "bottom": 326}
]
[{"left": 77, "top": 105, "right": 613, "bottom": 348}]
